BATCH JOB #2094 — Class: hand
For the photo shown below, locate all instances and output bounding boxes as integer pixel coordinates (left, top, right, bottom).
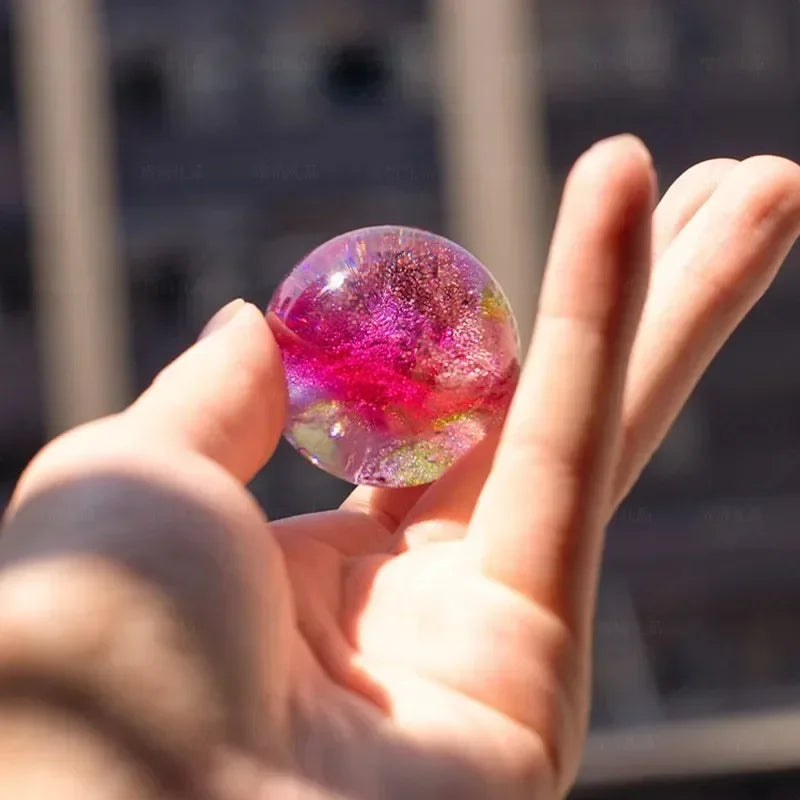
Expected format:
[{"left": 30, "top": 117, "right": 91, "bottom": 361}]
[{"left": 2, "top": 137, "right": 799, "bottom": 800}]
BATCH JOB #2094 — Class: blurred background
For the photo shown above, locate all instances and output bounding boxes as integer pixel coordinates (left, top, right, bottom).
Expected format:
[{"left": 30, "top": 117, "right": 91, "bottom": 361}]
[{"left": 2, "top": 0, "right": 800, "bottom": 795}]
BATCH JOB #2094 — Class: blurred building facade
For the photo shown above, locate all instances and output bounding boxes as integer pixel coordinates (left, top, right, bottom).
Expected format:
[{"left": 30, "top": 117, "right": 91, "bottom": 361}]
[{"left": 2, "top": 0, "right": 800, "bottom": 795}]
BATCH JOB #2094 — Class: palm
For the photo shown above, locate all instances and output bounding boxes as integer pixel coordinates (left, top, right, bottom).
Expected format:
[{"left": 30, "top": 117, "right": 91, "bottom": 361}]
[{"left": 273, "top": 502, "right": 570, "bottom": 800}]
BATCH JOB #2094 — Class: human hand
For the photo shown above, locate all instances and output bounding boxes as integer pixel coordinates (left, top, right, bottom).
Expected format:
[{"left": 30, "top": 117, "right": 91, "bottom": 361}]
[{"left": 2, "top": 136, "right": 799, "bottom": 800}]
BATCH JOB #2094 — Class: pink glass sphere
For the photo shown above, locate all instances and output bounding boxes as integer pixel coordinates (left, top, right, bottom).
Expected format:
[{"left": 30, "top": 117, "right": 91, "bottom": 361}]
[{"left": 267, "top": 225, "right": 520, "bottom": 487}]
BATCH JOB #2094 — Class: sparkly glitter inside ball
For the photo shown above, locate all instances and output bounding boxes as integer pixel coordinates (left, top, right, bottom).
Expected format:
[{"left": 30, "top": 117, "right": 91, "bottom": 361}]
[{"left": 267, "top": 225, "right": 520, "bottom": 487}]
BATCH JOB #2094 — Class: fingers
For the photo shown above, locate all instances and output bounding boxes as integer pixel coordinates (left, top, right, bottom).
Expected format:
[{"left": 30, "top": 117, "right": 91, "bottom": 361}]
[
  {"left": 613, "top": 155, "right": 800, "bottom": 508},
  {"left": 345, "top": 157, "right": 733, "bottom": 544},
  {"left": 360, "top": 155, "right": 732, "bottom": 549},
  {"left": 128, "top": 300, "right": 287, "bottom": 483},
  {"left": 468, "top": 135, "right": 655, "bottom": 626},
  {"left": 339, "top": 157, "right": 739, "bottom": 543},
  {"left": 652, "top": 159, "right": 739, "bottom": 260},
  {"left": 342, "top": 153, "right": 800, "bottom": 566},
  {"left": 349, "top": 156, "right": 734, "bottom": 548}
]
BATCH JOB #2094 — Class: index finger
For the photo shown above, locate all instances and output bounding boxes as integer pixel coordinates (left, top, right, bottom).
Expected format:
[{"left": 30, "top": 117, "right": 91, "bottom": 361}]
[{"left": 467, "top": 136, "right": 655, "bottom": 633}]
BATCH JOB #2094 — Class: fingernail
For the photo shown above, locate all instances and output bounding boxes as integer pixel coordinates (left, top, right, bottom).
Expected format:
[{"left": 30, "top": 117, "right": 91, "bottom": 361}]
[{"left": 198, "top": 298, "right": 246, "bottom": 340}]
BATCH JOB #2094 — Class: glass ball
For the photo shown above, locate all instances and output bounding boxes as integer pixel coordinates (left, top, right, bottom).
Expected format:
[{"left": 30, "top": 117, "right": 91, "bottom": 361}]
[{"left": 267, "top": 225, "right": 520, "bottom": 487}]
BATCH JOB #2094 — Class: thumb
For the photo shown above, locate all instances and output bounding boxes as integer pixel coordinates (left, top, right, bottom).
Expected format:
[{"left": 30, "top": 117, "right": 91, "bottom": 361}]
[{"left": 127, "top": 299, "right": 287, "bottom": 483}]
